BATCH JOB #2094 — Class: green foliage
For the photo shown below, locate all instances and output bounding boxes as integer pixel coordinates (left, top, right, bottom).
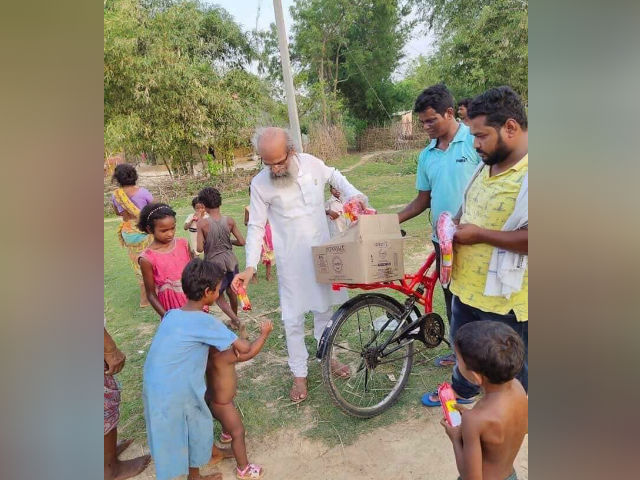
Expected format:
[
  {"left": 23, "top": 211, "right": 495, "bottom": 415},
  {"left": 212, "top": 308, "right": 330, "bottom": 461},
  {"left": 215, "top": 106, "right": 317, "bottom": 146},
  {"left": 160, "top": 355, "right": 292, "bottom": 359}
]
[
  {"left": 205, "top": 153, "right": 223, "bottom": 177},
  {"left": 289, "top": 0, "right": 415, "bottom": 128},
  {"left": 104, "top": 0, "right": 284, "bottom": 174},
  {"left": 408, "top": 0, "right": 528, "bottom": 102}
]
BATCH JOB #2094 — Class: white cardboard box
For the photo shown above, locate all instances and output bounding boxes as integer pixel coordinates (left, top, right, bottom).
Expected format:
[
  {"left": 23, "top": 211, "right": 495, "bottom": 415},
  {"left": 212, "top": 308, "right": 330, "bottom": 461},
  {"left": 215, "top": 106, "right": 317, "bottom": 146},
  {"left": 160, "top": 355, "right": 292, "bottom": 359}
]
[{"left": 312, "top": 214, "right": 405, "bottom": 284}]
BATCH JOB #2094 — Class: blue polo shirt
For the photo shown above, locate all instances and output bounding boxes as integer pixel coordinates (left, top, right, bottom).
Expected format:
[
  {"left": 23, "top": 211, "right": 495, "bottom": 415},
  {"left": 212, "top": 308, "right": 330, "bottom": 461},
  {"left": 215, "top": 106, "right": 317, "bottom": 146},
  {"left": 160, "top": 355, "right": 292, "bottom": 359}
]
[{"left": 415, "top": 122, "right": 481, "bottom": 242}]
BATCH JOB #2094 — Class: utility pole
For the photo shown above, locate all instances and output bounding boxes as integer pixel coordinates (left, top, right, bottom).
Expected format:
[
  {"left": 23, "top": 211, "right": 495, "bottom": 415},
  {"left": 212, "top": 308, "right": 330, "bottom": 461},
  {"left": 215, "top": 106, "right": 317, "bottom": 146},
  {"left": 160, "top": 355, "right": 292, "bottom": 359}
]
[{"left": 273, "top": 0, "right": 303, "bottom": 152}]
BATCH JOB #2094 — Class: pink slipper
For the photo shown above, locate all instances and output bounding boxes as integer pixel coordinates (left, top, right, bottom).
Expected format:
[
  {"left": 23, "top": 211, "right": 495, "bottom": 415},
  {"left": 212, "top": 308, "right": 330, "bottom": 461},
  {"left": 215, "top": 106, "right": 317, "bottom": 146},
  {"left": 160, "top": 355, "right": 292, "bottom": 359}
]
[{"left": 236, "top": 463, "right": 264, "bottom": 479}]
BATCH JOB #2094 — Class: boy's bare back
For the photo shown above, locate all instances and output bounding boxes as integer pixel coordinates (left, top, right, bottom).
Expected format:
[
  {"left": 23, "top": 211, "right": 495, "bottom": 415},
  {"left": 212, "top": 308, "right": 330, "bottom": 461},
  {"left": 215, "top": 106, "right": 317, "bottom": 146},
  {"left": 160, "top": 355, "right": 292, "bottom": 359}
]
[
  {"left": 207, "top": 348, "right": 239, "bottom": 405},
  {"left": 462, "top": 380, "right": 527, "bottom": 480},
  {"left": 206, "top": 320, "right": 273, "bottom": 406}
]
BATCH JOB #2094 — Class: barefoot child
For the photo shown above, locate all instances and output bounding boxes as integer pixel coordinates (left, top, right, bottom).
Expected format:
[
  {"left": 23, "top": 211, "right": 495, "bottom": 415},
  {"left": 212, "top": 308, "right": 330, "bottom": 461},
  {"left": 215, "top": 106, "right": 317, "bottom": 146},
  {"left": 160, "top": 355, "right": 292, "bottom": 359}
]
[
  {"left": 138, "top": 203, "right": 192, "bottom": 318},
  {"left": 197, "top": 187, "right": 246, "bottom": 336},
  {"left": 104, "top": 318, "right": 151, "bottom": 480},
  {"left": 143, "top": 258, "right": 252, "bottom": 480},
  {"left": 440, "top": 321, "right": 528, "bottom": 480},
  {"left": 207, "top": 320, "right": 273, "bottom": 479},
  {"left": 185, "top": 196, "right": 209, "bottom": 257}
]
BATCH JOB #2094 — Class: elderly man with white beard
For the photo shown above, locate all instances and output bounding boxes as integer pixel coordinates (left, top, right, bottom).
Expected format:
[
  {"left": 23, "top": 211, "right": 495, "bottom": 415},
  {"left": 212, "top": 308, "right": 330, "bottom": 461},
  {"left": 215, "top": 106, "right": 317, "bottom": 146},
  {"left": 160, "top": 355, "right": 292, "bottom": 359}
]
[{"left": 232, "top": 127, "right": 369, "bottom": 403}]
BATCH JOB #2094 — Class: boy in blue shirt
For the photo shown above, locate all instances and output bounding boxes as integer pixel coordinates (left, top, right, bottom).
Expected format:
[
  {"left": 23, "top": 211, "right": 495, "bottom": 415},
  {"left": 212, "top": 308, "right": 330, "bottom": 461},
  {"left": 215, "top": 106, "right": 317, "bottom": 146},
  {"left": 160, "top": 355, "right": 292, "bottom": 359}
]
[
  {"left": 143, "top": 258, "right": 254, "bottom": 480},
  {"left": 398, "top": 84, "right": 480, "bottom": 369}
]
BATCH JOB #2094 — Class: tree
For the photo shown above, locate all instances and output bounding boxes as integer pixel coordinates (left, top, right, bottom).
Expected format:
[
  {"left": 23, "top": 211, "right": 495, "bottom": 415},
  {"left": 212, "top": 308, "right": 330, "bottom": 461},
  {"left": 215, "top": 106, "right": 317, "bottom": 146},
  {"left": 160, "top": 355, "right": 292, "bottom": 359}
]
[
  {"left": 104, "top": 0, "right": 282, "bottom": 175},
  {"left": 409, "top": 0, "right": 528, "bottom": 102},
  {"left": 289, "top": 0, "right": 415, "bottom": 127}
]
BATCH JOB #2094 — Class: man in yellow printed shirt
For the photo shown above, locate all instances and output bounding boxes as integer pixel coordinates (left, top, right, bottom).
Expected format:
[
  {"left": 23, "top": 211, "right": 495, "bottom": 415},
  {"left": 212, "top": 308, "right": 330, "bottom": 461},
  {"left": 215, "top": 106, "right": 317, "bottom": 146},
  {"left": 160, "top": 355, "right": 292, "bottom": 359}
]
[{"left": 422, "top": 86, "right": 529, "bottom": 406}]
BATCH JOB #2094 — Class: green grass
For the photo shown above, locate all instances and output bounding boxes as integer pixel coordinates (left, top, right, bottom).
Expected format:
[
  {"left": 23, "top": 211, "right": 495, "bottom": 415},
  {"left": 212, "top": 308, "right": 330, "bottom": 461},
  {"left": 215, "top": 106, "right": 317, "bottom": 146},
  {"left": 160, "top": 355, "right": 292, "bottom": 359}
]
[{"left": 105, "top": 149, "right": 452, "bottom": 447}]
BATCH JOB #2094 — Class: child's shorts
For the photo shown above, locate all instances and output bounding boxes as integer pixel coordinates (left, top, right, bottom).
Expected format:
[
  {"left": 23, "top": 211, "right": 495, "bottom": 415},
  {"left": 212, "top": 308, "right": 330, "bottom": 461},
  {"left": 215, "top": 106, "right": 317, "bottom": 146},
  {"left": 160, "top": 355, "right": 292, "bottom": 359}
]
[{"left": 220, "top": 265, "right": 240, "bottom": 293}]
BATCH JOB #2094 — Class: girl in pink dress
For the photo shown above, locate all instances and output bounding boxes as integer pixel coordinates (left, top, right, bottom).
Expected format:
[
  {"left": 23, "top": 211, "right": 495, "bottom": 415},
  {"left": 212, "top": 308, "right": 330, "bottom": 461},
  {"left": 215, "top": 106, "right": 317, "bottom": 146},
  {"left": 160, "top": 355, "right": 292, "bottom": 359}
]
[
  {"left": 245, "top": 188, "right": 275, "bottom": 283},
  {"left": 260, "top": 222, "right": 274, "bottom": 281},
  {"left": 138, "top": 203, "right": 193, "bottom": 318}
]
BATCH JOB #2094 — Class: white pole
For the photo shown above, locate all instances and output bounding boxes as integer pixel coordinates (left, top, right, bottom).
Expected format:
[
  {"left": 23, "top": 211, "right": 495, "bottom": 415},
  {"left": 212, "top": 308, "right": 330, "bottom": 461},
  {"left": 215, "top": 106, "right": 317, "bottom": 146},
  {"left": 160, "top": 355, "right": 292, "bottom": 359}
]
[{"left": 272, "top": 0, "right": 303, "bottom": 152}]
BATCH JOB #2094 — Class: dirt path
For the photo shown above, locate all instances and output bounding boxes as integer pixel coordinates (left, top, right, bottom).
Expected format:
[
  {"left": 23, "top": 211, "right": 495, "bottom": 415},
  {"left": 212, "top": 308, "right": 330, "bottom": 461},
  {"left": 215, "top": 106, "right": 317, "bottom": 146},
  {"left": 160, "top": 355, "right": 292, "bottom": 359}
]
[
  {"left": 342, "top": 149, "right": 396, "bottom": 173},
  {"left": 124, "top": 410, "right": 527, "bottom": 480}
]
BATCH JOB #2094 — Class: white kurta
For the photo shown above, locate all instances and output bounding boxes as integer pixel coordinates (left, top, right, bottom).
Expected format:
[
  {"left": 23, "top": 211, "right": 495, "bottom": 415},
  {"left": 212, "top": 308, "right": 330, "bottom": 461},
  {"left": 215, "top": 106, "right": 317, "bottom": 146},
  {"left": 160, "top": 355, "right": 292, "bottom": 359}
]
[{"left": 246, "top": 153, "right": 365, "bottom": 320}]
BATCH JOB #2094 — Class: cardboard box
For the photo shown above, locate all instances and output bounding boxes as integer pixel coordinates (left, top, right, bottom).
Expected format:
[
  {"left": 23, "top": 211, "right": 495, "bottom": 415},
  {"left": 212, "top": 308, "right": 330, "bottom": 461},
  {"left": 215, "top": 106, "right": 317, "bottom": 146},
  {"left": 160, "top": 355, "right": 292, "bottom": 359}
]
[{"left": 312, "top": 214, "right": 405, "bottom": 284}]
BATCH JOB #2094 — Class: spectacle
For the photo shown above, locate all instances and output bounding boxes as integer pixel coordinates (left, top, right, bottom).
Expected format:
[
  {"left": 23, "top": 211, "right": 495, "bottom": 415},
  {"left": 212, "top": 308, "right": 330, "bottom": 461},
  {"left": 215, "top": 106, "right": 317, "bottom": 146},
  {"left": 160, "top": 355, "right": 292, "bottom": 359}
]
[{"left": 261, "top": 150, "right": 292, "bottom": 168}]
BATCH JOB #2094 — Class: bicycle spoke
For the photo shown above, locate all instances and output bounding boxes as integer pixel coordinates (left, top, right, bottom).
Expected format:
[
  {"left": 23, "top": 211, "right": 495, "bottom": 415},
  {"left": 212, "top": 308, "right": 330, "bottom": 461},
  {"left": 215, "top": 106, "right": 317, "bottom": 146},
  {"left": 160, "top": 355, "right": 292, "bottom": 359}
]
[
  {"left": 367, "top": 303, "right": 376, "bottom": 347},
  {"left": 331, "top": 343, "right": 362, "bottom": 355},
  {"left": 323, "top": 296, "right": 415, "bottom": 416},
  {"left": 356, "top": 310, "right": 363, "bottom": 348}
]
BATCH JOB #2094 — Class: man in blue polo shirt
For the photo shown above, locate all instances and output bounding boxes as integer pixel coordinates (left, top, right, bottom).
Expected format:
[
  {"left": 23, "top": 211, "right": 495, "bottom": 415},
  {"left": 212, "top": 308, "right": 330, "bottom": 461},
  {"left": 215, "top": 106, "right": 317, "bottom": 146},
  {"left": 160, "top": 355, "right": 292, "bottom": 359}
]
[{"left": 398, "top": 84, "right": 481, "bottom": 366}]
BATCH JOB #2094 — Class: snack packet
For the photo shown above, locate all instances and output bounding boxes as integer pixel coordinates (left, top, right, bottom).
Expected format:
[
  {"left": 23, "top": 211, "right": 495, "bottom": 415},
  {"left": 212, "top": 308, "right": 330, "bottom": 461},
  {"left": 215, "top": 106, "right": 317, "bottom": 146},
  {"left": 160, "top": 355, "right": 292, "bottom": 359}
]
[
  {"left": 343, "top": 198, "right": 376, "bottom": 222},
  {"left": 237, "top": 285, "right": 252, "bottom": 311},
  {"left": 436, "top": 211, "right": 456, "bottom": 287},
  {"left": 438, "top": 381, "right": 462, "bottom": 427}
]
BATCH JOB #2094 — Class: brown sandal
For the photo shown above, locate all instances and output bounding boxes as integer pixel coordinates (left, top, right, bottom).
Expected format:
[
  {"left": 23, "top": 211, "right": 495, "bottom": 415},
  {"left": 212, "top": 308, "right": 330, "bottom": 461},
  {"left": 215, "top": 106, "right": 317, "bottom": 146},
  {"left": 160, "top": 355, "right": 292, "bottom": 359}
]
[
  {"left": 330, "top": 360, "right": 351, "bottom": 378},
  {"left": 289, "top": 379, "right": 308, "bottom": 403}
]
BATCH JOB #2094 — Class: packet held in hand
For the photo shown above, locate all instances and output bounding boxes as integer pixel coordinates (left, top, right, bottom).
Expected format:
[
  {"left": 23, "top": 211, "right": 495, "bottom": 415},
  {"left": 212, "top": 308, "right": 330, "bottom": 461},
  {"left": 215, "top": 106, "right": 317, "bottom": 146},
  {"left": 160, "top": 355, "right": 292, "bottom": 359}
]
[
  {"left": 438, "top": 381, "right": 462, "bottom": 427},
  {"left": 436, "top": 211, "right": 456, "bottom": 287},
  {"left": 237, "top": 285, "right": 252, "bottom": 311},
  {"left": 343, "top": 198, "right": 377, "bottom": 222}
]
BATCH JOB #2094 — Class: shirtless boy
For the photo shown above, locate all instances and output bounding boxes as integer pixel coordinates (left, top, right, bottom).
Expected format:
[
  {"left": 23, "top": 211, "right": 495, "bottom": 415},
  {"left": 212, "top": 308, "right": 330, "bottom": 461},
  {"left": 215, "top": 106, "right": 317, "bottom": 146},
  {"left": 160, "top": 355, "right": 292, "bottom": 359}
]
[
  {"left": 441, "top": 321, "right": 528, "bottom": 480},
  {"left": 206, "top": 320, "right": 273, "bottom": 480}
]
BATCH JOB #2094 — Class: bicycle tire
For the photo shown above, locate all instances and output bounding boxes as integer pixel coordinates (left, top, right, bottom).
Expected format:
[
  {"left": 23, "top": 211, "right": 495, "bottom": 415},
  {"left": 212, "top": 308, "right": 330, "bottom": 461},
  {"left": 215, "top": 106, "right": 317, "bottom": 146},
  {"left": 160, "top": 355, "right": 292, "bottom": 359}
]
[{"left": 321, "top": 294, "right": 414, "bottom": 418}]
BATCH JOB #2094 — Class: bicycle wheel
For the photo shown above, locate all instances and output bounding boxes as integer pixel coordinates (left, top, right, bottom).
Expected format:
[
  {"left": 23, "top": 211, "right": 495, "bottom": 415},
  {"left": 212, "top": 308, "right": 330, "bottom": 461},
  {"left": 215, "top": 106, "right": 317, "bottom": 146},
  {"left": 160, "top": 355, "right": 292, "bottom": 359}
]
[{"left": 321, "top": 294, "right": 414, "bottom": 418}]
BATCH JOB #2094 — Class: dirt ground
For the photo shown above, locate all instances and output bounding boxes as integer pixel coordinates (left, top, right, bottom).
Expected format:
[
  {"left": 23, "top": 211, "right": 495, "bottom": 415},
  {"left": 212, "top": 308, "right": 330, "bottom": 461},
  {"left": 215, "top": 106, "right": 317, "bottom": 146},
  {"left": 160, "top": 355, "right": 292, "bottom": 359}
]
[{"left": 123, "top": 411, "right": 528, "bottom": 480}]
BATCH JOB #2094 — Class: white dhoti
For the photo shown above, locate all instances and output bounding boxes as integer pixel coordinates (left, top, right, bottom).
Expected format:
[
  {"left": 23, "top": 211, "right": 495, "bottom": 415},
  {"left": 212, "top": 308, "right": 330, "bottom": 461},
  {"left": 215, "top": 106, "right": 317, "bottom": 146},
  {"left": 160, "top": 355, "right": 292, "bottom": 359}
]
[{"left": 245, "top": 153, "right": 365, "bottom": 377}]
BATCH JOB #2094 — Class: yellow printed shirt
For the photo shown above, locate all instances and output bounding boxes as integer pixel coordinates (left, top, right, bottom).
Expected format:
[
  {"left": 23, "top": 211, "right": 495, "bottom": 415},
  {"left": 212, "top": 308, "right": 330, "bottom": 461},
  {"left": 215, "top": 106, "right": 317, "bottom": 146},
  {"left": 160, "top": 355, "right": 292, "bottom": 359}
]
[{"left": 450, "top": 155, "right": 528, "bottom": 321}]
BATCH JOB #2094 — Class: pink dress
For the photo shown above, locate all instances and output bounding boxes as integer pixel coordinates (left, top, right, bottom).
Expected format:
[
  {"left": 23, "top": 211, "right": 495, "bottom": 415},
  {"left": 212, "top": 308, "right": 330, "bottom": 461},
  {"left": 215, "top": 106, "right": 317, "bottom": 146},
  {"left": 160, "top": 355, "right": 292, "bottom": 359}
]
[
  {"left": 261, "top": 222, "right": 274, "bottom": 265},
  {"left": 140, "top": 238, "right": 191, "bottom": 311}
]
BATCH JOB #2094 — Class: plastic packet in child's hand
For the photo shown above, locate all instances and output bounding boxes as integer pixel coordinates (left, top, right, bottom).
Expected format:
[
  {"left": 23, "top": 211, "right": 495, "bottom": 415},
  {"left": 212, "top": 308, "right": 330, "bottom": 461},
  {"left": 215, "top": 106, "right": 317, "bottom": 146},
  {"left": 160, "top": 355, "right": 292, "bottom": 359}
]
[
  {"left": 436, "top": 211, "right": 456, "bottom": 287},
  {"left": 438, "top": 381, "right": 462, "bottom": 427},
  {"left": 344, "top": 198, "right": 377, "bottom": 222},
  {"left": 237, "top": 286, "right": 252, "bottom": 311}
]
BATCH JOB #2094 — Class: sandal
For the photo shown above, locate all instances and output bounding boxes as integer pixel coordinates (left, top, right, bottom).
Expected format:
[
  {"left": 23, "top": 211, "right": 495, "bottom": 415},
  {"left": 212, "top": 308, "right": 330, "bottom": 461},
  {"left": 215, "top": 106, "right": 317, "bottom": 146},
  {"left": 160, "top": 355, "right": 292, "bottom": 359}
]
[
  {"left": 330, "top": 360, "right": 351, "bottom": 378},
  {"left": 434, "top": 353, "right": 456, "bottom": 367},
  {"left": 236, "top": 463, "right": 264, "bottom": 479},
  {"left": 421, "top": 390, "right": 476, "bottom": 407},
  {"left": 220, "top": 432, "right": 232, "bottom": 444},
  {"left": 289, "top": 380, "right": 308, "bottom": 403}
]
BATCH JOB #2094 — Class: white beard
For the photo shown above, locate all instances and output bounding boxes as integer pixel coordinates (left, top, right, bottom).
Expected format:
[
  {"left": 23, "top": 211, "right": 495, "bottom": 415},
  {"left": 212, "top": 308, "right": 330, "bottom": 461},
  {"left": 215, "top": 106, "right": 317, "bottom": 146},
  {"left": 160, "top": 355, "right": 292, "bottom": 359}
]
[{"left": 269, "top": 157, "right": 299, "bottom": 188}]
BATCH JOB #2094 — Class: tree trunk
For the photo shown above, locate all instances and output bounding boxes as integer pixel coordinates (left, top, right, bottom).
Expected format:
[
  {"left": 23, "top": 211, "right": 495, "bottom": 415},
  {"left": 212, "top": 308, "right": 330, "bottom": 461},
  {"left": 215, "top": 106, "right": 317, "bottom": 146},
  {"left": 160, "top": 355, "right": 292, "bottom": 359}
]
[
  {"left": 333, "top": 44, "right": 341, "bottom": 95},
  {"left": 188, "top": 147, "right": 195, "bottom": 176},
  {"left": 319, "top": 39, "right": 328, "bottom": 126},
  {"left": 164, "top": 157, "right": 173, "bottom": 178},
  {"left": 199, "top": 150, "right": 206, "bottom": 176}
]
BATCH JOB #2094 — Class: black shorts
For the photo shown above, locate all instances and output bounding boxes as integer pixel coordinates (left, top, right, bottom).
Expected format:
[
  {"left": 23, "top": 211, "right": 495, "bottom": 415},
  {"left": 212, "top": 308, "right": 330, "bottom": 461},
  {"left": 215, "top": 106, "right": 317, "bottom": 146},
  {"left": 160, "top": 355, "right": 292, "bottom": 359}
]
[{"left": 220, "top": 265, "right": 239, "bottom": 293}]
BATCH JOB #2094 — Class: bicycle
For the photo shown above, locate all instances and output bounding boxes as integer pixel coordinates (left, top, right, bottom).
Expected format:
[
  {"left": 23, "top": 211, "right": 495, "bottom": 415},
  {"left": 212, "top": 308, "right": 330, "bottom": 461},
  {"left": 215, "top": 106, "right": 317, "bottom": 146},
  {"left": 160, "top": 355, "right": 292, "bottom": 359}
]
[{"left": 316, "top": 236, "right": 448, "bottom": 418}]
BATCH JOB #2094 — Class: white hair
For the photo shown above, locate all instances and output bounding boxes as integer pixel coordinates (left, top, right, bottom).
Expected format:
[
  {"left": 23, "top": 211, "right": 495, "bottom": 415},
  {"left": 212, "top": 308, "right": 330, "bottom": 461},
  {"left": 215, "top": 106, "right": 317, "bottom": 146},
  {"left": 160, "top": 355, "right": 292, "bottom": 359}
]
[{"left": 251, "top": 127, "right": 296, "bottom": 154}]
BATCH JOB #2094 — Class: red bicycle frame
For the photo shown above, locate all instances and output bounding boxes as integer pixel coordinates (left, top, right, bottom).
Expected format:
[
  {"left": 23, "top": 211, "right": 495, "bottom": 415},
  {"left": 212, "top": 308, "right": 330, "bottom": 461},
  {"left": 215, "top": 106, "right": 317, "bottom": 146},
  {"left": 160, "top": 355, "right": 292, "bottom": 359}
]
[{"left": 331, "top": 252, "right": 439, "bottom": 312}]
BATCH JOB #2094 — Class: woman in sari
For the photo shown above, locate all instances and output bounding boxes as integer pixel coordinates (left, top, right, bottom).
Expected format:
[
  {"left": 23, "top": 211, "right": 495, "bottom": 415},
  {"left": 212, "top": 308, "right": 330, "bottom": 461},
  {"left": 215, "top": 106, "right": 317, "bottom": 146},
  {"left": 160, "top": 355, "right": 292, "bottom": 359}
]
[{"left": 111, "top": 163, "right": 154, "bottom": 307}]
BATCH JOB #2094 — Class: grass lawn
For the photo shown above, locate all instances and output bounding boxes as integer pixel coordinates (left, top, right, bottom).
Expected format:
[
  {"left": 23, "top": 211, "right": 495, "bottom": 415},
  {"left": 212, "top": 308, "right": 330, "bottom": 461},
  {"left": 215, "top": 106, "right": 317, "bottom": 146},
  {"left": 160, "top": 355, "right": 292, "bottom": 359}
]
[{"left": 104, "top": 149, "right": 453, "bottom": 447}]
